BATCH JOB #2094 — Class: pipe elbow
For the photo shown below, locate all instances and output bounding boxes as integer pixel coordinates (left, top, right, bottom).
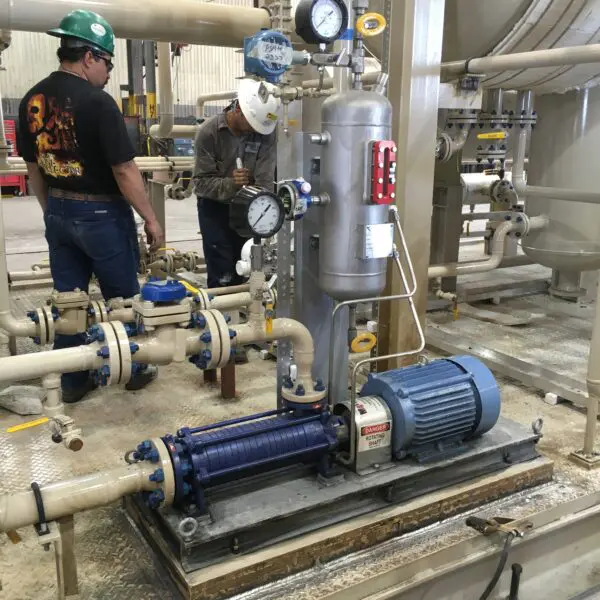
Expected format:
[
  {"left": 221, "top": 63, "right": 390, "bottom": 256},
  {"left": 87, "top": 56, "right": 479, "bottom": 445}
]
[{"left": 0, "top": 312, "right": 37, "bottom": 337}]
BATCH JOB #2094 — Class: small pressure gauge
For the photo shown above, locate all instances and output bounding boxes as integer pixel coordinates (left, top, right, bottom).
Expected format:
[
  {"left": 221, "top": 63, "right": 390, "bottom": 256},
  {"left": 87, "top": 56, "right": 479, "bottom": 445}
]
[
  {"left": 295, "top": 0, "right": 349, "bottom": 45},
  {"left": 230, "top": 186, "right": 285, "bottom": 239}
]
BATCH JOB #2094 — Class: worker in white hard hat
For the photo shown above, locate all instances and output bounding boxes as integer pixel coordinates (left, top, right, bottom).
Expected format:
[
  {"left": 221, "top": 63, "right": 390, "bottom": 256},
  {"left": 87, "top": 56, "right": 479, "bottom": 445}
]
[
  {"left": 193, "top": 78, "right": 279, "bottom": 363},
  {"left": 193, "top": 78, "right": 279, "bottom": 285}
]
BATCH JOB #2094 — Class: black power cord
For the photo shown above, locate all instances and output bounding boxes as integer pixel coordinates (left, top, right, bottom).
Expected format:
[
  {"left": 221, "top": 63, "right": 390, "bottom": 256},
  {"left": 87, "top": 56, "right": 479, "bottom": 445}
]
[{"left": 479, "top": 532, "right": 515, "bottom": 600}]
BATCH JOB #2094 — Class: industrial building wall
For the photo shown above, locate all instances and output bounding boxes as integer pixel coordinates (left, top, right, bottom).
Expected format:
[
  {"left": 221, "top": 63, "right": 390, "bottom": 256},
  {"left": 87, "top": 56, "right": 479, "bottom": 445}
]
[{"left": 0, "top": 0, "right": 251, "bottom": 119}]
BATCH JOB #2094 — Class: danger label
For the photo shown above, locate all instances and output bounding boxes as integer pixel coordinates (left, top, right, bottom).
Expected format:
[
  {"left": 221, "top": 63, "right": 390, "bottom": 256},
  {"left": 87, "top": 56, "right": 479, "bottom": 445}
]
[{"left": 361, "top": 423, "right": 391, "bottom": 436}]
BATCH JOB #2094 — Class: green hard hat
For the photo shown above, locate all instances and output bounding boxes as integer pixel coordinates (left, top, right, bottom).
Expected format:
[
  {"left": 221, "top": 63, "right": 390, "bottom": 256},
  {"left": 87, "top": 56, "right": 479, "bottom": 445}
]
[{"left": 47, "top": 10, "right": 115, "bottom": 56}]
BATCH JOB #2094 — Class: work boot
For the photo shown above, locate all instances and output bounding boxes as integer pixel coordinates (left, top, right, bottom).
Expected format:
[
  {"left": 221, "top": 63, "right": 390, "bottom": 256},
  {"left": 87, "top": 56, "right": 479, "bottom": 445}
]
[
  {"left": 125, "top": 365, "right": 158, "bottom": 391},
  {"left": 62, "top": 377, "right": 98, "bottom": 404}
]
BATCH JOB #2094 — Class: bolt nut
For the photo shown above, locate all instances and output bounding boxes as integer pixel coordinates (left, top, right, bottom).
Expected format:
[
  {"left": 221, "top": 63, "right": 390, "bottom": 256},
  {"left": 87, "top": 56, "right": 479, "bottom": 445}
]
[
  {"left": 149, "top": 468, "right": 165, "bottom": 483},
  {"left": 200, "top": 332, "right": 212, "bottom": 343},
  {"left": 295, "top": 384, "right": 305, "bottom": 396},
  {"left": 201, "top": 349, "right": 212, "bottom": 361}
]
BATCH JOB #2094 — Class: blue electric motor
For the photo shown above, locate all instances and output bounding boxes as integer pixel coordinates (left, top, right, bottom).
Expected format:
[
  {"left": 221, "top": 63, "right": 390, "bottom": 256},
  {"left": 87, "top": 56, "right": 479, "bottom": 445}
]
[{"left": 360, "top": 355, "right": 501, "bottom": 462}]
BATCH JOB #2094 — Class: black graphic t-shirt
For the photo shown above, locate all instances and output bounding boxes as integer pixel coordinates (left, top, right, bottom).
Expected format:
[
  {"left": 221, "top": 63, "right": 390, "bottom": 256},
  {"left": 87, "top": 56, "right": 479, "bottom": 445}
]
[{"left": 18, "top": 71, "right": 136, "bottom": 195}]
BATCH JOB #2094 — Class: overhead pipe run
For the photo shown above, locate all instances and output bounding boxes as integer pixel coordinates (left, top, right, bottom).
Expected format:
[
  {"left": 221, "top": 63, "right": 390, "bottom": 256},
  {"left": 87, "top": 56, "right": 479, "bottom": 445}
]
[
  {"left": 0, "top": 0, "right": 270, "bottom": 47},
  {"left": 441, "top": 44, "right": 600, "bottom": 79}
]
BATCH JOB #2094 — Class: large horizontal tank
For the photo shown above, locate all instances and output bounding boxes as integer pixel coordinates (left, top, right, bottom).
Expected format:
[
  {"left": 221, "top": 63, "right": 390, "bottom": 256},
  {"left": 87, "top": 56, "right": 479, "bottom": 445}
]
[
  {"left": 522, "top": 87, "right": 600, "bottom": 271},
  {"left": 318, "top": 89, "right": 392, "bottom": 301},
  {"left": 368, "top": 0, "right": 600, "bottom": 93}
]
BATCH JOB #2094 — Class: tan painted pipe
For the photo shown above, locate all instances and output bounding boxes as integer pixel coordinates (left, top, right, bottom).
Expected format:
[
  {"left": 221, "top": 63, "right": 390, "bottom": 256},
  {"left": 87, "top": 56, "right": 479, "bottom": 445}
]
[
  {"left": 0, "top": 462, "right": 159, "bottom": 532},
  {"left": 108, "top": 307, "right": 135, "bottom": 323},
  {"left": 208, "top": 284, "right": 250, "bottom": 297},
  {"left": 235, "top": 317, "right": 316, "bottom": 391},
  {"left": 0, "top": 343, "right": 103, "bottom": 383},
  {"left": 149, "top": 42, "right": 174, "bottom": 140},
  {"left": 197, "top": 90, "right": 237, "bottom": 119},
  {"left": 210, "top": 292, "right": 252, "bottom": 312},
  {"left": 0, "top": 0, "right": 270, "bottom": 47},
  {"left": 428, "top": 215, "right": 548, "bottom": 278},
  {"left": 442, "top": 44, "right": 600, "bottom": 78},
  {"left": 0, "top": 200, "right": 38, "bottom": 336},
  {"left": 8, "top": 270, "right": 52, "bottom": 282}
]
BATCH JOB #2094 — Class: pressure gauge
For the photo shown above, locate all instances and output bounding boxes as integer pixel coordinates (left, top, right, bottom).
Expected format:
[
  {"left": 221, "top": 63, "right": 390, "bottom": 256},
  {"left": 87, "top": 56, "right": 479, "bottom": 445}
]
[
  {"left": 295, "top": 0, "right": 349, "bottom": 45},
  {"left": 230, "top": 186, "right": 285, "bottom": 239}
]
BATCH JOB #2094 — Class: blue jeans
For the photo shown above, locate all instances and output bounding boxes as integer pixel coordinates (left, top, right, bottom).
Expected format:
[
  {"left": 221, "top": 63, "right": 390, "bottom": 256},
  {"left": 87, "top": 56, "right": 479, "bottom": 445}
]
[
  {"left": 197, "top": 197, "right": 248, "bottom": 288},
  {"left": 45, "top": 196, "right": 140, "bottom": 390}
]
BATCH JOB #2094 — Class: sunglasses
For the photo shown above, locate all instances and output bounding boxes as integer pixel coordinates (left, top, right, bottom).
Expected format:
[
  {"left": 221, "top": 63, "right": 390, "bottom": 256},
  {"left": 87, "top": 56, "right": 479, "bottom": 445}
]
[{"left": 92, "top": 51, "right": 114, "bottom": 73}]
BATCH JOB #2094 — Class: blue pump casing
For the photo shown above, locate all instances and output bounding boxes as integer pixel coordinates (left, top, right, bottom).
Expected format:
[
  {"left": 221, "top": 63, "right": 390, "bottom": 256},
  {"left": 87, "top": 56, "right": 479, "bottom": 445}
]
[
  {"left": 163, "top": 409, "right": 342, "bottom": 511},
  {"left": 141, "top": 279, "right": 187, "bottom": 303},
  {"left": 360, "top": 356, "right": 501, "bottom": 461}
]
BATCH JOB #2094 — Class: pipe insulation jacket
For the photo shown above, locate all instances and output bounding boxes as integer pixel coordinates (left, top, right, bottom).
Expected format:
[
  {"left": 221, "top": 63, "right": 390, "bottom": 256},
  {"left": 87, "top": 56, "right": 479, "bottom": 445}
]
[
  {"left": 0, "top": 462, "right": 159, "bottom": 532},
  {"left": 0, "top": 0, "right": 270, "bottom": 47}
]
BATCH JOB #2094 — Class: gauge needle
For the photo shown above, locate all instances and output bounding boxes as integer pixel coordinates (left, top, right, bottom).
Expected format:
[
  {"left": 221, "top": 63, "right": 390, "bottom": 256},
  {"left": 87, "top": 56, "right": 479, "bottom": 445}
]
[
  {"left": 253, "top": 205, "right": 271, "bottom": 228},
  {"left": 317, "top": 10, "right": 335, "bottom": 28}
]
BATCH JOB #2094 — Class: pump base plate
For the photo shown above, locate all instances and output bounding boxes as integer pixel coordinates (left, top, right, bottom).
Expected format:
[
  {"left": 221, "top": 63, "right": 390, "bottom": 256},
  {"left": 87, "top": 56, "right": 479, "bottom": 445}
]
[{"left": 126, "top": 416, "right": 550, "bottom": 599}]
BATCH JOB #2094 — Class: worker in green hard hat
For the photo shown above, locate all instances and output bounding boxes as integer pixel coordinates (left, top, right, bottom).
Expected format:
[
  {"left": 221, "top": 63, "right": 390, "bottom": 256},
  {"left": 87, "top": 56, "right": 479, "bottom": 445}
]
[{"left": 17, "top": 9, "right": 164, "bottom": 403}]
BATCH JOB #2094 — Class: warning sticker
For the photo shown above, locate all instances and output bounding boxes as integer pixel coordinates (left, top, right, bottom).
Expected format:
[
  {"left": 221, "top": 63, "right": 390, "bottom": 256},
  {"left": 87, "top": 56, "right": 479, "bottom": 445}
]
[{"left": 361, "top": 423, "right": 391, "bottom": 436}]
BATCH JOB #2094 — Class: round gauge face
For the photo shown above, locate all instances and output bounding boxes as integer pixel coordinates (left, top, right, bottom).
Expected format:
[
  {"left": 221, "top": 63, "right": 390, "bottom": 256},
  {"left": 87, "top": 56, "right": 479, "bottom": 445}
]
[
  {"left": 311, "top": 0, "right": 344, "bottom": 41},
  {"left": 247, "top": 194, "right": 283, "bottom": 237}
]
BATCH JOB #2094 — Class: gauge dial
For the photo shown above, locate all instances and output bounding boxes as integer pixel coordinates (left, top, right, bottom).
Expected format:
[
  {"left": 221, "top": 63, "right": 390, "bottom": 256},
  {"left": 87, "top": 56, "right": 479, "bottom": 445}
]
[
  {"left": 311, "top": 0, "right": 344, "bottom": 40},
  {"left": 295, "top": 0, "right": 349, "bottom": 45},
  {"left": 247, "top": 194, "right": 283, "bottom": 237}
]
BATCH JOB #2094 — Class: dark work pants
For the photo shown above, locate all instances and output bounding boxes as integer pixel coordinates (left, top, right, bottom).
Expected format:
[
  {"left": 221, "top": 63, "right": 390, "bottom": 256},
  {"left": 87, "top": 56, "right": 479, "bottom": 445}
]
[
  {"left": 45, "top": 196, "right": 140, "bottom": 391},
  {"left": 197, "top": 197, "right": 248, "bottom": 289}
]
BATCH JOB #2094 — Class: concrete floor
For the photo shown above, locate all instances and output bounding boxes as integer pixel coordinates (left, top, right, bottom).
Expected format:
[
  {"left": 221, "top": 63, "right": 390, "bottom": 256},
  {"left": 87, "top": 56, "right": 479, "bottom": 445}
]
[{"left": 1, "top": 197, "right": 600, "bottom": 599}]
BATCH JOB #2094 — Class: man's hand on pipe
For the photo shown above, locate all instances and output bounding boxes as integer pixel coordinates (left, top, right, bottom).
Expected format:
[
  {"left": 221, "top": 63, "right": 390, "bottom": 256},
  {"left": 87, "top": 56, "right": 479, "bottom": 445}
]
[{"left": 233, "top": 168, "right": 252, "bottom": 186}]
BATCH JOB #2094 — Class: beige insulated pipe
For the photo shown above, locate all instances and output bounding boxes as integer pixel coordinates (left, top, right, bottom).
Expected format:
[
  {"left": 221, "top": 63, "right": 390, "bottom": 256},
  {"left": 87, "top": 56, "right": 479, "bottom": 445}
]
[
  {"left": 0, "top": 452, "right": 171, "bottom": 532},
  {"left": 441, "top": 44, "right": 600, "bottom": 79},
  {"left": 427, "top": 215, "right": 549, "bottom": 279},
  {"left": 0, "top": 201, "right": 37, "bottom": 336},
  {"left": 197, "top": 91, "right": 237, "bottom": 120},
  {"left": 0, "top": 343, "right": 103, "bottom": 383},
  {"left": 0, "top": 0, "right": 270, "bottom": 47}
]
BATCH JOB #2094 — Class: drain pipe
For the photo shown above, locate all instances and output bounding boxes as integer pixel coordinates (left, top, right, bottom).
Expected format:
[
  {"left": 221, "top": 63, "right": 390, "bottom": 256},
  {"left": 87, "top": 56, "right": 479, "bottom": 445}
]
[
  {"left": 581, "top": 287, "right": 600, "bottom": 459},
  {"left": 149, "top": 43, "right": 174, "bottom": 140},
  {"left": 428, "top": 214, "right": 549, "bottom": 279}
]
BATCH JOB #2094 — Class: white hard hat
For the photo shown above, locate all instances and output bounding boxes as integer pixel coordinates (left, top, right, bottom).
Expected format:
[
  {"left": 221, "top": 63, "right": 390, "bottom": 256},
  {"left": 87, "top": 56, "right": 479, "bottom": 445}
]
[{"left": 237, "top": 79, "right": 281, "bottom": 135}]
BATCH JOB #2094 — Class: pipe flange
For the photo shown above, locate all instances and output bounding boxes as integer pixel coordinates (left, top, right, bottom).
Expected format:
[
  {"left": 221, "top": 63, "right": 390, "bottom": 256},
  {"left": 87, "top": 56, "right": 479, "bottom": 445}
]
[
  {"left": 478, "top": 112, "right": 510, "bottom": 129},
  {"left": 183, "top": 252, "right": 197, "bottom": 272},
  {"left": 489, "top": 179, "right": 517, "bottom": 205},
  {"left": 435, "top": 132, "right": 453, "bottom": 163},
  {"left": 281, "top": 385, "right": 327, "bottom": 405},
  {"left": 97, "top": 322, "right": 122, "bottom": 385},
  {"left": 208, "top": 309, "right": 232, "bottom": 369},
  {"left": 197, "top": 310, "right": 222, "bottom": 370},
  {"left": 34, "top": 307, "right": 48, "bottom": 346},
  {"left": 194, "top": 289, "right": 210, "bottom": 310},
  {"left": 508, "top": 111, "right": 537, "bottom": 129},
  {"left": 111, "top": 321, "right": 133, "bottom": 385},
  {"left": 41, "top": 306, "right": 55, "bottom": 345},
  {"left": 89, "top": 300, "right": 109, "bottom": 323},
  {"left": 151, "top": 437, "right": 176, "bottom": 506},
  {"left": 446, "top": 109, "right": 478, "bottom": 128}
]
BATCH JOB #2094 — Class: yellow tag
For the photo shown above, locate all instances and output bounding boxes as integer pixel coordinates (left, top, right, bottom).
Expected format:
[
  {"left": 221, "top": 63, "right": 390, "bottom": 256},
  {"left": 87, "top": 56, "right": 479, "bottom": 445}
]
[
  {"left": 265, "top": 303, "right": 274, "bottom": 335},
  {"left": 453, "top": 301, "right": 459, "bottom": 321},
  {"left": 7, "top": 417, "right": 49, "bottom": 433},
  {"left": 477, "top": 131, "right": 508, "bottom": 140},
  {"left": 266, "top": 112, "right": 278, "bottom": 121},
  {"left": 179, "top": 279, "right": 200, "bottom": 296},
  {"left": 356, "top": 13, "right": 387, "bottom": 37}
]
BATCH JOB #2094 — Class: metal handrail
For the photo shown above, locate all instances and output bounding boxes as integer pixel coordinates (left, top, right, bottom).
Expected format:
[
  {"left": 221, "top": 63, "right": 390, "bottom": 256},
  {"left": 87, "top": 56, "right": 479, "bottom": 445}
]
[{"left": 327, "top": 205, "right": 418, "bottom": 410}]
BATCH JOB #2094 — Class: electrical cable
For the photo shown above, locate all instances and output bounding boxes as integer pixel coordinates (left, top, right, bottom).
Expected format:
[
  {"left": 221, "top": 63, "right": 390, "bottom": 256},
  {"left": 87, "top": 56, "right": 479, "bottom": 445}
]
[{"left": 478, "top": 532, "right": 515, "bottom": 600}]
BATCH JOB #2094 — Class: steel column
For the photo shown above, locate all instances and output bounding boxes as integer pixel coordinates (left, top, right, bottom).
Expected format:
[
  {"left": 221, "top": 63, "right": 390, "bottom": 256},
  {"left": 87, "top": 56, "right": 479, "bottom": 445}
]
[{"left": 377, "top": 0, "right": 445, "bottom": 369}]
